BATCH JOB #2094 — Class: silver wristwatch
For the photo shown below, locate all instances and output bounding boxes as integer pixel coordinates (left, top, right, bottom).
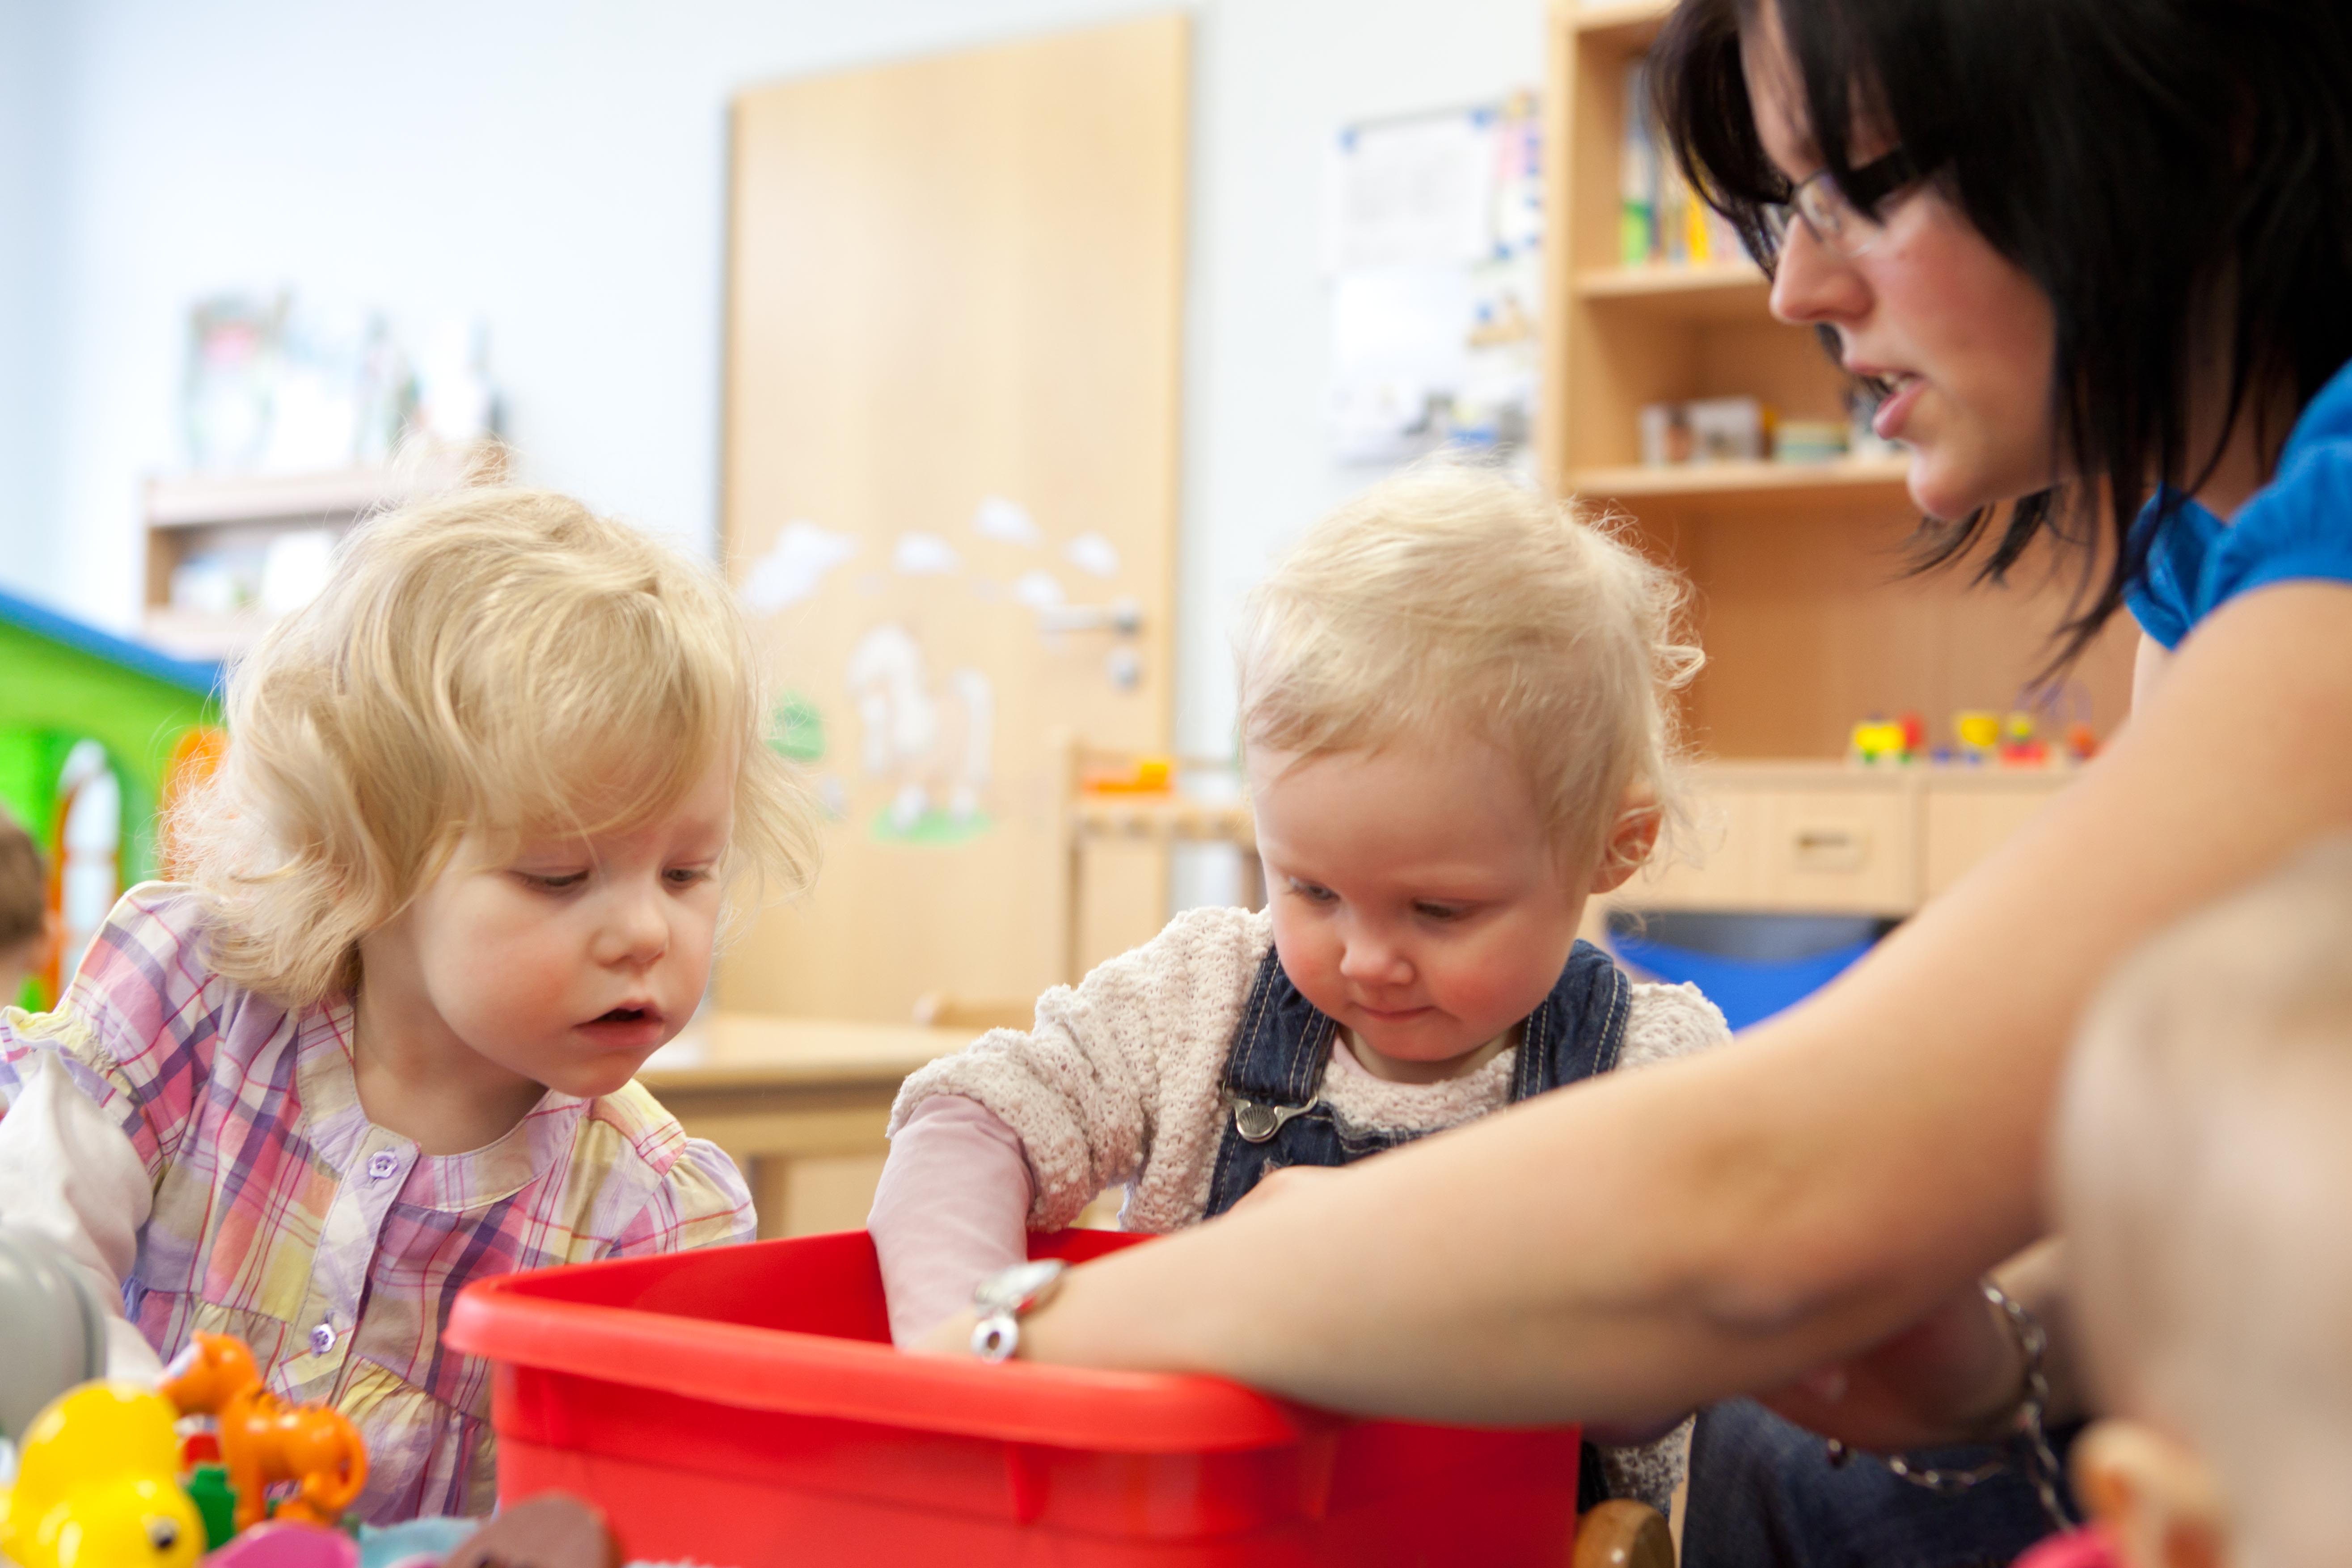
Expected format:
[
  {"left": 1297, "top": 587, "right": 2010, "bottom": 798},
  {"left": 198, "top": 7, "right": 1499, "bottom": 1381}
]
[{"left": 970, "top": 1259, "right": 1068, "bottom": 1362}]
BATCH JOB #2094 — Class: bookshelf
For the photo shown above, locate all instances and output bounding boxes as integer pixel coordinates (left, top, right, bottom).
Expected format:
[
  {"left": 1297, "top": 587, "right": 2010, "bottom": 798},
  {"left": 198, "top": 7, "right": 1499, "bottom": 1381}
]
[
  {"left": 1543, "top": 0, "right": 2135, "bottom": 914},
  {"left": 1572, "top": 259, "right": 1769, "bottom": 322},
  {"left": 1574, "top": 452, "right": 1912, "bottom": 503},
  {"left": 142, "top": 444, "right": 500, "bottom": 659}
]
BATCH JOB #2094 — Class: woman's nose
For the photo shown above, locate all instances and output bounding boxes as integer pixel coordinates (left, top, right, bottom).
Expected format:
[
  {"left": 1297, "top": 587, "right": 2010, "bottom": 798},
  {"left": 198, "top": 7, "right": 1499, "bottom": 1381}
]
[{"left": 1768, "top": 218, "right": 1870, "bottom": 330}]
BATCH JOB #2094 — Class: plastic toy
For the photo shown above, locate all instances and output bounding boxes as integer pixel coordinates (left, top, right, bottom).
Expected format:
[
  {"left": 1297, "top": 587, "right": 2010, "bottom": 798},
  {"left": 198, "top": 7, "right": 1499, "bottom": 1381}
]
[
  {"left": 1998, "top": 709, "right": 2049, "bottom": 766},
  {"left": 1953, "top": 709, "right": 2001, "bottom": 761},
  {"left": 0, "top": 1225, "right": 109, "bottom": 1446},
  {"left": 1849, "top": 710, "right": 1926, "bottom": 765},
  {"left": 0, "top": 1383, "right": 204, "bottom": 1568},
  {"left": 0, "top": 587, "right": 221, "bottom": 1008},
  {"left": 351, "top": 1517, "right": 479, "bottom": 1568},
  {"left": 160, "top": 1336, "right": 367, "bottom": 1534},
  {"left": 201, "top": 1522, "right": 359, "bottom": 1568},
  {"left": 181, "top": 1465, "right": 236, "bottom": 1555},
  {"left": 1080, "top": 755, "right": 1173, "bottom": 794}
]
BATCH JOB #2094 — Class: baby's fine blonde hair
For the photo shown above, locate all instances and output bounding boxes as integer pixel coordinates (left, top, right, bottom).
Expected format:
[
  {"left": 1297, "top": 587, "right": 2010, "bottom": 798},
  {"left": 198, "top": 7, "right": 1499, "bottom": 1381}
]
[
  {"left": 1237, "top": 461, "right": 1701, "bottom": 869},
  {"left": 2058, "top": 835, "right": 2352, "bottom": 1553},
  {"left": 176, "top": 486, "right": 819, "bottom": 1007}
]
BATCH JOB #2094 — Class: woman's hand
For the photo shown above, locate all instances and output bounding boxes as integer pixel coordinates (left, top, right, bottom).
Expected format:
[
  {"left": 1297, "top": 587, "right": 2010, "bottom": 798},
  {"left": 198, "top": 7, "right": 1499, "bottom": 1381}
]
[
  {"left": 1755, "top": 1280, "right": 2023, "bottom": 1451},
  {"left": 1755, "top": 1239, "right": 2072, "bottom": 1452}
]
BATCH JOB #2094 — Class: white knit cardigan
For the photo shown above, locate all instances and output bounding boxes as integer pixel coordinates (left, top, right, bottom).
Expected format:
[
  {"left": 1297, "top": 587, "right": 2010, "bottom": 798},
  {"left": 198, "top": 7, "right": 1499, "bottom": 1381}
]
[
  {"left": 887, "top": 904, "right": 1733, "bottom": 1515},
  {"left": 890, "top": 904, "right": 1731, "bottom": 1234}
]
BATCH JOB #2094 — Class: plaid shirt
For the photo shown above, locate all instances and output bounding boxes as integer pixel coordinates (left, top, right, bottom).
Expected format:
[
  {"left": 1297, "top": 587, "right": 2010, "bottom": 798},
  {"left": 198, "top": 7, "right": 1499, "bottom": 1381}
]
[{"left": 0, "top": 884, "right": 753, "bottom": 1520}]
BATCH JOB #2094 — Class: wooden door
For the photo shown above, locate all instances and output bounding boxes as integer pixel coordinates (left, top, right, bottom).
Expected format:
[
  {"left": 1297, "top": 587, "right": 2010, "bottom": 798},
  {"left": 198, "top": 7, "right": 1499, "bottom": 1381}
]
[{"left": 718, "top": 14, "right": 1188, "bottom": 1022}]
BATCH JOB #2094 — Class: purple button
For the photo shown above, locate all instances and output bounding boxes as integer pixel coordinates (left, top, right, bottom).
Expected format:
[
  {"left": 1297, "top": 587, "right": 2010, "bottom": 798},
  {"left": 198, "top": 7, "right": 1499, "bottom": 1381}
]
[
  {"left": 309, "top": 1322, "right": 335, "bottom": 1355},
  {"left": 367, "top": 1150, "right": 399, "bottom": 1181}
]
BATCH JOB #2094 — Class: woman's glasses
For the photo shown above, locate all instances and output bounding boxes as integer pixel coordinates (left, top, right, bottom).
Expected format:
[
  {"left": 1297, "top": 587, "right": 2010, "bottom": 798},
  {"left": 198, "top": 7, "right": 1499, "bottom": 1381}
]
[{"left": 1763, "top": 147, "right": 1924, "bottom": 260}]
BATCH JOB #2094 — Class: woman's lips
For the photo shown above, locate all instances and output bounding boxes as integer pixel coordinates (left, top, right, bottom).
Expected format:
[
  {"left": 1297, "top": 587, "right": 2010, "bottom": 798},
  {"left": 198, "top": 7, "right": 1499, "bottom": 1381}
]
[{"left": 1872, "top": 374, "right": 1926, "bottom": 441}]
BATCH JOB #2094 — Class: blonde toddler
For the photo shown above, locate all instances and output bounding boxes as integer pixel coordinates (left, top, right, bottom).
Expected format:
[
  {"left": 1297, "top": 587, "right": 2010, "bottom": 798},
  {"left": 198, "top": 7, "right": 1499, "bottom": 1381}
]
[
  {"left": 0, "top": 487, "right": 819, "bottom": 1518},
  {"left": 868, "top": 463, "right": 1732, "bottom": 1510}
]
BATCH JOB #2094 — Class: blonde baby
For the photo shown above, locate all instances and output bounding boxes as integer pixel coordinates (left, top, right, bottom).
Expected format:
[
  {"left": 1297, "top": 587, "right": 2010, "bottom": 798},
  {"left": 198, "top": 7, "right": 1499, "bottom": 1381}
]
[
  {"left": 2052, "top": 835, "right": 2352, "bottom": 1568},
  {"left": 868, "top": 462, "right": 1730, "bottom": 1510},
  {"left": 0, "top": 487, "right": 817, "bottom": 1518}
]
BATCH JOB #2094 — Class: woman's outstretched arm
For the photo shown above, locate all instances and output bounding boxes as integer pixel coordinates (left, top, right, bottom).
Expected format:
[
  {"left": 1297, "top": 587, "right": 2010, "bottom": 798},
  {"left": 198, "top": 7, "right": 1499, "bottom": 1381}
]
[{"left": 991, "top": 583, "right": 2352, "bottom": 1422}]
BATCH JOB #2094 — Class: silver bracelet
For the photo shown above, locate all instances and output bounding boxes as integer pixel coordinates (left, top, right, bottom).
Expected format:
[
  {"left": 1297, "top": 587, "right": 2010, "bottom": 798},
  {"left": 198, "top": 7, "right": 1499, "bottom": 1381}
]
[
  {"left": 969, "top": 1259, "right": 1068, "bottom": 1362},
  {"left": 1823, "top": 1278, "right": 2073, "bottom": 1533}
]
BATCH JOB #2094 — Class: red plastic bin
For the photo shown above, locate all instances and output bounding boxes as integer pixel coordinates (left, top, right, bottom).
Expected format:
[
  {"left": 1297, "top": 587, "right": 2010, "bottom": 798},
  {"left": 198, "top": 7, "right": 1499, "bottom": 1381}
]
[{"left": 445, "top": 1229, "right": 1582, "bottom": 1566}]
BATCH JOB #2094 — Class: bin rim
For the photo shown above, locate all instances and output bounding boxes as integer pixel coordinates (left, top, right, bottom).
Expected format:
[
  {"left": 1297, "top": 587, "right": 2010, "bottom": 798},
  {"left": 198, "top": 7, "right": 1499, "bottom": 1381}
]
[{"left": 447, "top": 1269, "right": 1317, "bottom": 1453}]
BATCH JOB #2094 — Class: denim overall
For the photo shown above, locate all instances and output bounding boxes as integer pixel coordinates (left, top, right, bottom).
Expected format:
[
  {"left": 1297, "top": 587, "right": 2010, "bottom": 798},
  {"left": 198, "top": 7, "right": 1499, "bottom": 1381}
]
[
  {"left": 1199, "top": 938, "right": 1633, "bottom": 1507},
  {"left": 1202, "top": 938, "right": 1632, "bottom": 1218}
]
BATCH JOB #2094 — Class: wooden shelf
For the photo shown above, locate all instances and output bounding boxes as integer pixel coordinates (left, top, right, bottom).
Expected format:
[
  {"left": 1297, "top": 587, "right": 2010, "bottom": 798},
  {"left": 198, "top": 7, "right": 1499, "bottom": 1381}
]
[
  {"left": 1573, "top": 454, "right": 1912, "bottom": 502},
  {"left": 142, "top": 443, "right": 504, "bottom": 659},
  {"left": 1575, "top": 261, "right": 1769, "bottom": 321},
  {"left": 144, "top": 444, "right": 496, "bottom": 529},
  {"left": 142, "top": 606, "right": 274, "bottom": 661},
  {"left": 1569, "top": 0, "right": 1673, "bottom": 50},
  {"left": 1070, "top": 793, "right": 1254, "bottom": 845}
]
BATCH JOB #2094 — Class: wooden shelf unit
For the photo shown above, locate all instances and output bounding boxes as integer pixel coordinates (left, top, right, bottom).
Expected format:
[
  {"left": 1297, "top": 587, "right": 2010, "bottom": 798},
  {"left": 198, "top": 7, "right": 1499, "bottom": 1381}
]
[
  {"left": 1541, "top": 0, "right": 2136, "bottom": 778},
  {"left": 1573, "top": 259, "right": 1769, "bottom": 321},
  {"left": 141, "top": 444, "right": 500, "bottom": 659},
  {"left": 1575, "top": 453, "right": 1913, "bottom": 503},
  {"left": 1634, "top": 759, "right": 2076, "bottom": 917}
]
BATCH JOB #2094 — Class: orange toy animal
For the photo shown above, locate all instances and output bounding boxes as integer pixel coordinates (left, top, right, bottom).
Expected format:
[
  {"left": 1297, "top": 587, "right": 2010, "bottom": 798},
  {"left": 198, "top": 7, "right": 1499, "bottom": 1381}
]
[{"left": 160, "top": 1334, "right": 367, "bottom": 1533}]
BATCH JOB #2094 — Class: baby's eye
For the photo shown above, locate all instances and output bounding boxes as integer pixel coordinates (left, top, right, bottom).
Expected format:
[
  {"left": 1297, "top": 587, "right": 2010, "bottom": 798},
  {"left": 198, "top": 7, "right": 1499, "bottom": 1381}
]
[
  {"left": 1413, "top": 902, "right": 1469, "bottom": 922},
  {"left": 514, "top": 869, "right": 589, "bottom": 892},
  {"left": 1286, "top": 879, "right": 1337, "bottom": 904},
  {"left": 665, "top": 865, "right": 714, "bottom": 887}
]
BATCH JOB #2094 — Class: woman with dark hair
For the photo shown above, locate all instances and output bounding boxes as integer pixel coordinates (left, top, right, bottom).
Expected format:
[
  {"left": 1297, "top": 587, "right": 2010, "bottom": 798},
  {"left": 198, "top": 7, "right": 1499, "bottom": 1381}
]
[{"left": 925, "top": 0, "right": 2352, "bottom": 1559}]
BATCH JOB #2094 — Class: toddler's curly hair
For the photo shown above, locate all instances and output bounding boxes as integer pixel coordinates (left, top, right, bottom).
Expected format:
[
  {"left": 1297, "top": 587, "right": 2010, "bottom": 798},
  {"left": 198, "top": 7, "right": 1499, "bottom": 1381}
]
[{"left": 174, "top": 486, "right": 819, "bottom": 1006}]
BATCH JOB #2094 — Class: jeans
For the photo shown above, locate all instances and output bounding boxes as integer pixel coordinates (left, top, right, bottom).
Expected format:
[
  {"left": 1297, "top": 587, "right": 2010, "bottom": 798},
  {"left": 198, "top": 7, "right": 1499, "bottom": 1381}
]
[{"left": 1681, "top": 1399, "right": 2081, "bottom": 1568}]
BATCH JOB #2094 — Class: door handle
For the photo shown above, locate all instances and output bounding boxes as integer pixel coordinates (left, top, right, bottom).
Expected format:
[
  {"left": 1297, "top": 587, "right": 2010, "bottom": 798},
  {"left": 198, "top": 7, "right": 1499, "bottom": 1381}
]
[{"left": 1036, "top": 596, "right": 1143, "bottom": 635}]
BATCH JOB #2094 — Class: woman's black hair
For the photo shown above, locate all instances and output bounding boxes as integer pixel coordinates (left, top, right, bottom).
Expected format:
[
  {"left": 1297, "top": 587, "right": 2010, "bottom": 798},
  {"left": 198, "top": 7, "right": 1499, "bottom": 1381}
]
[{"left": 1653, "top": 0, "right": 2352, "bottom": 667}]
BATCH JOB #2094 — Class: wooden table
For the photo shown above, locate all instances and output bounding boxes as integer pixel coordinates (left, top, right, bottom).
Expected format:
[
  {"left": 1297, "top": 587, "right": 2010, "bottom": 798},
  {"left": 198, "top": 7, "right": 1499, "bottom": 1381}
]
[{"left": 638, "top": 1014, "right": 969, "bottom": 1239}]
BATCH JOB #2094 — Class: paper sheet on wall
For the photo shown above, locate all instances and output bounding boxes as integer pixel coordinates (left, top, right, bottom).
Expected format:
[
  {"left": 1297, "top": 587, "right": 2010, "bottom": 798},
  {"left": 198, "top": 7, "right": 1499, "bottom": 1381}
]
[
  {"left": 1321, "top": 114, "right": 1497, "bottom": 275},
  {"left": 1322, "top": 99, "right": 1542, "bottom": 465}
]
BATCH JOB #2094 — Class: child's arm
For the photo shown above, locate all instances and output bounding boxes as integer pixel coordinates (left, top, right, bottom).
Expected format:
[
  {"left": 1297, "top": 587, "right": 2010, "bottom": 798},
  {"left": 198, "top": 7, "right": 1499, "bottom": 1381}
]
[
  {"left": 867, "top": 1096, "right": 1035, "bottom": 1344},
  {"left": 0, "top": 1049, "right": 165, "bottom": 1378},
  {"left": 871, "top": 906, "right": 1265, "bottom": 1343}
]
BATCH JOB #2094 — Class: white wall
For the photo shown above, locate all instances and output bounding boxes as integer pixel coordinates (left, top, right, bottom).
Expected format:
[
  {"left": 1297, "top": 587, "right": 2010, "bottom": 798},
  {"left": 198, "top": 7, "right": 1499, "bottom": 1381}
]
[
  {"left": 1, "top": 0, "right": 1543, "bottom": 784},
  {"left": 1175, "top": 0, "right": 1544, "bottom": 762},
  {"left": 0, "top": 0, "right": 66, "bottom": 596}
]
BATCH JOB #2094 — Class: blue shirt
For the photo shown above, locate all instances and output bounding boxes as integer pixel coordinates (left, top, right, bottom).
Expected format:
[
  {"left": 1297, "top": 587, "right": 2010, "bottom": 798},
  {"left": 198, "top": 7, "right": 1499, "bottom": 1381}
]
[{"left": 2128, "top": 357, "right": 2352, "bottom": 649}]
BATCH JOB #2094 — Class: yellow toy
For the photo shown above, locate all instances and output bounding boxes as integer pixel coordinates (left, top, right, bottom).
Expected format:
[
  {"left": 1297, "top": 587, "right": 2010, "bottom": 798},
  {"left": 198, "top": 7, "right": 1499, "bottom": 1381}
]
[
  {"left": 1954, "top": 709, "right": 2002, "bottom": 757},
  {"left": 1849, "top": 719, "right": 1909, "bottom": 763},
  {"left": 0, "top": 1383, "right": 203, "bottom": 1568}
]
